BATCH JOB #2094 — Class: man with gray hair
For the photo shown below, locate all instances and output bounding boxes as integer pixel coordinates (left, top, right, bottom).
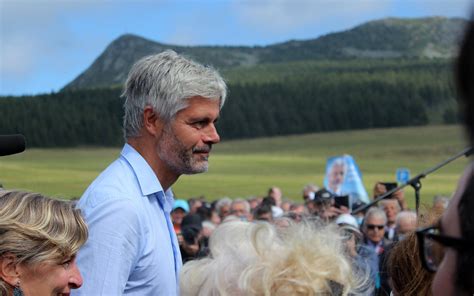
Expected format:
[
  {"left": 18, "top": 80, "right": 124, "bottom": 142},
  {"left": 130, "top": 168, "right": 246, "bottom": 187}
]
[
  {"left": 394, "top": 210, "right": 417, "bottom": 240},
  {"left": 362, "top": 207, "right": 392, "bottom": 296},
  {"left": 229, "top": 198, "right": 251, "bottom": 221},
  {"left": 362, "top": 208, "right": 390, "bottom": 254},
  {"left": 379, "top": 199, "right": 401, "bottom": 240},
  {"left": 74, "top": 50, "right": 227, "bottom": 295}
]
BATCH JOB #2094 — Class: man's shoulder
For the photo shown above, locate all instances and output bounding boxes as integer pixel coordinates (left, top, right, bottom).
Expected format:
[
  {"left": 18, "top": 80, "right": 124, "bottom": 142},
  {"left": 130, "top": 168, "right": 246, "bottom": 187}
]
[{"left": 79, "top": 156, "right": 141, "bottom": 209}]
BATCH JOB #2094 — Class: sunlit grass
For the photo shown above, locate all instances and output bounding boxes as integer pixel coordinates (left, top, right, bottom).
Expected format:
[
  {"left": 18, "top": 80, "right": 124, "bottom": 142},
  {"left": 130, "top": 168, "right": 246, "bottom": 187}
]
[{"left": 0, "top": 125, "right": 470, "bottom": 208}]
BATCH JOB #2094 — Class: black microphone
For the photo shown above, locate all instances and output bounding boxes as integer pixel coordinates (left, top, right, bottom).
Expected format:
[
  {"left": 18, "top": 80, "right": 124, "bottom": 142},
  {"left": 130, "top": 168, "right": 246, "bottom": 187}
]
[{"left": 0, "top": 134, "right": 26, "bottom": 156}]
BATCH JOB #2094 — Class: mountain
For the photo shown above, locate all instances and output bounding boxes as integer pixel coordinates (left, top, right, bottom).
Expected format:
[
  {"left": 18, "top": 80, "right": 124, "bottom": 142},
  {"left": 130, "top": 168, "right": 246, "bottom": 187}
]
[{"left": 62, "top": 16, "right": 466, "bottom": 91}]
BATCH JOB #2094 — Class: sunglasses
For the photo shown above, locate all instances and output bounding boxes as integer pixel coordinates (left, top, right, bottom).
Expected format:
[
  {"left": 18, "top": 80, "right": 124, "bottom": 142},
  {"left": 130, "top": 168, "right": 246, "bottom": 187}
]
[
  {"left": 416, "top": 224, "right": 474, "bottom": 272},
  {"left": 366, "top": 224, "right": 384, "bottom": 230}
]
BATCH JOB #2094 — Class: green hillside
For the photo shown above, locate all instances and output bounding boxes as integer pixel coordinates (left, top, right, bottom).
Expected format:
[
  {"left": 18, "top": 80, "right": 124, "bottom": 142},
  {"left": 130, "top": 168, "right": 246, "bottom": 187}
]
[
  {"left": 0, "top": 125, "right": 470, "bottom": 208},
  {"left": 62, "top": 17, "right": 464, "bottom": 91},
  {"left": 0, "top": 17, "right": 463, "bottom": 147},
  {"left": 0, "top": 58, "right": 458, "bottom": 147}
]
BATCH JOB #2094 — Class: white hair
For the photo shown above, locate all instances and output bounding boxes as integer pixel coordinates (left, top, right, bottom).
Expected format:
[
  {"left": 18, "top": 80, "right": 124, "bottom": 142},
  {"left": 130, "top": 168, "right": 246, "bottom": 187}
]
[
  {"left": 395, "top": 211, "right": 417, "bottom": 227},
  {"left": 122, "top": 50, "right": 227, "bottom": 139},
  {"left": 433, "top": 195, "right": 450, "bottom": 209},
  {"left": 215, "top": 197, "right": 232, "bottom": 216},
  {"left": 230, "top": 198, "right": 250, "bottom": 214},
  {"left": 364, "top": 207, "right": 388, "bottom": 226},
  {"left": 379, "top": 198, "right": 401, "bottom": 212},
  {"left": 180, "top": 220, "right": 368, "bottom": 295}
]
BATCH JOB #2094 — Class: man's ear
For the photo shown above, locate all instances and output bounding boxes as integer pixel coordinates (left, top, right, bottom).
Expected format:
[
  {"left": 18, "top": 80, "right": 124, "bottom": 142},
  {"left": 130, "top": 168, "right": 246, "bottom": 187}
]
[
  {"left": 0, "top": 254, "right": 20, "bottom": 286},
  {"left": 143, "top": 106, "right": 165, "bottom": 137}
]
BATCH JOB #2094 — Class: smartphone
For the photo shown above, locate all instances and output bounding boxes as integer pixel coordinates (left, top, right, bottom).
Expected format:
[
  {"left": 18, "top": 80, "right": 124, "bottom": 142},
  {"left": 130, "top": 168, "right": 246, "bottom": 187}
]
[
  {"left": 334, "top": 195, "right": 350, "bottom": 209},
  {"left": 382, "top": 182, "right": 397, "bottom": 191},
  {"left": 381, "top": 182, "right": 398, "bottom": 198}
]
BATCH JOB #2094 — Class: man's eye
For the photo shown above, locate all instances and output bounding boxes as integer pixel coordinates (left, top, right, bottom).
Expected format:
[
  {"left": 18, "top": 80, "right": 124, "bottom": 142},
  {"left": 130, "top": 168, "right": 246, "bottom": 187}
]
[{"left": 193, "top": 121, "right": 206, "bottom": 128}]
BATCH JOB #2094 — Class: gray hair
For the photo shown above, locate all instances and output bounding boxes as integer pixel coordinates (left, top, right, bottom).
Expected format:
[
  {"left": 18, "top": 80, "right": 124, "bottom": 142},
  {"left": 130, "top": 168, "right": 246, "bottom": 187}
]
[
  {"left": 122, "top": 50, "right": 227, "bottom": 139},
  {"left": 230, "top": 198, "right": 250, "bottom": 214},
  {"left": 433, "top": 195, "right": 450, "bottom": 209},
  {"left": 379, "top": 199, "right": 401, "bottom": 212},
  {"left": 215, "top": 197, "right": 232, "bottom": 216},
  {"left": 364, "top": 207, "right": 387, "bottom": 226},
  {"left": 395, "top": 211, "right": 417, "bottom": 227}
]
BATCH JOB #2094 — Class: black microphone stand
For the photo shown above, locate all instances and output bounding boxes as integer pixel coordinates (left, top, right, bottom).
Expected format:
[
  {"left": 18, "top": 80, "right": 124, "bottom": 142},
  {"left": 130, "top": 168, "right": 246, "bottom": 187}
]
[{"left": 352, "top": 146, "right": 473, "bottom": 215}]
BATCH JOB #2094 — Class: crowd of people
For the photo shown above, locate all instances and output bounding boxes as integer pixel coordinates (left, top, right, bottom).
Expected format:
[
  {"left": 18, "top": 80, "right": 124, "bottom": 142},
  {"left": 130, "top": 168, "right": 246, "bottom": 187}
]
[
  {"left": 170, "top": 183, "right": 439, "bottom": 295},
  {"left": 1, "top": 18, "right": 474, "bottom": 296}
]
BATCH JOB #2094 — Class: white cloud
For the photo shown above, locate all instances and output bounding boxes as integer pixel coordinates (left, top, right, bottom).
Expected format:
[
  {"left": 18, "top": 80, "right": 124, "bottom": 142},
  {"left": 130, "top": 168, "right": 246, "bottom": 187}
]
[
  {"left": 232, "top": 0, "right": 471, "bottom": 38},
  {"left": 0, "top": 0, "right": 471, "bottom": 95},
  {"left": 409, "top": 0, "right": 471, "bottom": 18},
  {"left": 0, "top": 0, "right": 120, "bottom": 94},
  {"left": 233, "top": 0, "right": 390, "bottom": 34}
]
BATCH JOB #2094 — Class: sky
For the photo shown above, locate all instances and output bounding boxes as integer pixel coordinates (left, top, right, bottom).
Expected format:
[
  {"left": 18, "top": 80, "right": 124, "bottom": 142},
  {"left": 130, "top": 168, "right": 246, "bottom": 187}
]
[{"left": 0, "top": 0, "right": 472, "bottom": 96}]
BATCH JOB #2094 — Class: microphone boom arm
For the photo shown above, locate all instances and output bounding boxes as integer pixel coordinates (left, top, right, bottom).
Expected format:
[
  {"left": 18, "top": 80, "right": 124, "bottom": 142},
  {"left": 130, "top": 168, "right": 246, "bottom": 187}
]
[{"left": 352, "top": 146, "right": 473, "bottom": 215}]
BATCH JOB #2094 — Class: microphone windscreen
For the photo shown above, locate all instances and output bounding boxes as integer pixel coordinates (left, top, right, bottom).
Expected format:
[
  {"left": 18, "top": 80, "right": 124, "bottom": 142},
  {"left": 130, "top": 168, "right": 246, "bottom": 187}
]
[{"left": 0, "top": 134, "right": 26, "bottom": 156}]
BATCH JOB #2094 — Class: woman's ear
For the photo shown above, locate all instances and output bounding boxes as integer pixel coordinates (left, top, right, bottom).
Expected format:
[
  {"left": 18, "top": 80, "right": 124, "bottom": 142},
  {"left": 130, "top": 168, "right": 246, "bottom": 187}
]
[{"left": 0, "top": 254, "right": 20, "bottom": 286}]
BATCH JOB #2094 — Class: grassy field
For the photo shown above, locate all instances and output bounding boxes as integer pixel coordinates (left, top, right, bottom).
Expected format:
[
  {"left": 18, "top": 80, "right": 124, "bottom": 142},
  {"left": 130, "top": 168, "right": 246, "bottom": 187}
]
[{"left": 0, "top": 125, "right": 471, "bottom": 208}]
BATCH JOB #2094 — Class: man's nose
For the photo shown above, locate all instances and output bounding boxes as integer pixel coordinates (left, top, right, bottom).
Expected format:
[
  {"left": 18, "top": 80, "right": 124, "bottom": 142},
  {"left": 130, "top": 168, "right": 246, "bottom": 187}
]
[{"left": 203, "top": 123, "right": 220, "bottom": 143}]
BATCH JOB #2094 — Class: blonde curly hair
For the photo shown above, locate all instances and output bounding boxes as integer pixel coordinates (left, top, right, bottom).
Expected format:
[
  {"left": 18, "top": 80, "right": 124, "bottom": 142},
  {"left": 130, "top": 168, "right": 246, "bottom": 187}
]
[{"left": 180, "top": 219, "right": 367, "bottom": 295}]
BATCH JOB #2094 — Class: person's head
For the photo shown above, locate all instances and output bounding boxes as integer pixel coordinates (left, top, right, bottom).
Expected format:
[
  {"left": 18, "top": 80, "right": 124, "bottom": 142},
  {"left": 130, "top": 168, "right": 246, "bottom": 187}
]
[
  {"left": 180, "top": 220, "right": 365, "bottom": 295},
  {"left": 188, "top": 198, "right": 203, "bottom": 214},
  {"left": 390, "top": 204, "right": 445, "bottom": 296},
  {"left": 379, "top": 199, "right": 400, "bottom": 225},
  {"left": 311, "top": 188, "right": 335, "bottom": 215},
  {"left": 430, "top": 18, "right": 474, "bottom": 295},
  {"left": 246, "top": 197, "right": 260, "bottom": 211},
  {"left": 328, "top": 159, "right": 346, "bottom": 192},
  {"left": 280, "top": 200, "right": 292, "bottom": 213},
  {"left": 123, "top": 50, "right": 227, "bottom": 139},
  {"left": 122, "top": 50, "right": 227, "bottom": 178},
  {"left": 253, "top": 204, "right": 273, "bottom": 222},
  {"left": 395, "top": 211, "right": 417, "bottom": 239},
  {"left": 215, "top": 197, "right": 232, "bottom": 219},
  {"left": 432, "top": 195, "right": 449, "bottom": 212},
  {"left": 456, "top": 19, "right": 474, "bottom": 145},
  {"left": 289, "top": 203, "right": 306, "bottom": 216},
  {"left": 302, "top": 183, "right": 319, "bottom": 202},
  {"left": 388, "top": 232, "right": 434, "bottom": 296},
  {"left": 0, "top": 191, "right": 88, "bottom": 296},
  {"left": 181, "top": 214, "right": 204, "bottom": 247},
  {"left": 261, "top": 196, "right": 276, "bottom": 207},
  {"left": 230, "top": 199, "right": 250, "bottom": 220},
  {"left": 171, "top": 199, "right": 190, "bottom": 226},
  {"left": 268, "top": 186, "right": 282, "bottom": 206},
  {"left": 430, "top": 170, "right": 474, "bottom": 295},
  {"left": 363, "top": 207, "right": 387, "bottom": 244}
]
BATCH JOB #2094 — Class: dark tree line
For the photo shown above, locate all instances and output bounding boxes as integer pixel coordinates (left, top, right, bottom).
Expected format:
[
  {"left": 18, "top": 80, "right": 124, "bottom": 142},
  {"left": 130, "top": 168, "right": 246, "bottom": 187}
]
[
  {"left": 0, "top": 89, "right": 124, "bottom": 147},
  {"left": 0, "top": 59, "right": 457, "bottom": 147}
]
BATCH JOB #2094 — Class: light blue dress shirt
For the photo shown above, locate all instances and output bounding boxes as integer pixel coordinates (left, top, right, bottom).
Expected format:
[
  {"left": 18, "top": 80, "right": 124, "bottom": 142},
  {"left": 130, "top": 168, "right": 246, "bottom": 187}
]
[{"left": 73, "top": 144, "right": 182, "bottom": 296}]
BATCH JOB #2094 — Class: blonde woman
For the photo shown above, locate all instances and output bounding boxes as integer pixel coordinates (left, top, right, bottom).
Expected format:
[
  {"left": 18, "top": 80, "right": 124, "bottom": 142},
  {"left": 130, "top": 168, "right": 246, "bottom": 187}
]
[
  {"left": 0, "top": 191, "right": 88, "bottom": 296},
  {"left": 180, "top": 219, "right": 369, "bottom": 295}
]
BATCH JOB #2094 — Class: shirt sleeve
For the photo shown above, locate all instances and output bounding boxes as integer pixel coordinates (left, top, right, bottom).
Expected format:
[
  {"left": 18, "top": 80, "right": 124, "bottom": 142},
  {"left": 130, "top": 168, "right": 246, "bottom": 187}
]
[{"left": 73, "top": 193, "right": 142, "bottom": 296}]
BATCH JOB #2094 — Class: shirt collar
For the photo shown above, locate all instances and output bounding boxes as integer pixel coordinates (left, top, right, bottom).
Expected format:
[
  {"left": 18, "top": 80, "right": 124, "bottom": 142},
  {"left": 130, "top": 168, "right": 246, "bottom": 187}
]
[
  {"left": 121, "top": 143, "right": 163, "bottom": 196},
  {"left": 121, "top": 144, "right": 175, "bottom": 210}
]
